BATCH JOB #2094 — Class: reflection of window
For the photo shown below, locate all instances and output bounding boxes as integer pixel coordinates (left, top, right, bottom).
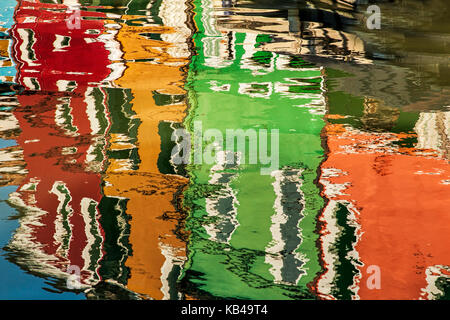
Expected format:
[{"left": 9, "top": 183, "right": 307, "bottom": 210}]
[
  {"left": 80, "top": 197, "right": 102, "bottom": 277},
  {"left": 274, "top": 76, "right": 326, "bottom": 113},
  {"left": 240, "top": 33, "right": 275, "bottom": 74},
  {"left": 18, "top": 28, "right": 39, "bottom": 67},
  {"left": 316, "top": 199, "right": 360, "bottom": 300},
  {"left": 22, "top": 77, "right": 40, "bottom": 91},
  {"left": 53, "top": 35, "right": 71, "bottom": 52},
  {"left": 251, "top": 51, "right": 272, "bottom": 68},
  {"left": 286, "top": 78, "right": 322, "bottom": 95},
  {"left": 152, "top": 90, "right": 185, "bottom": 106},
  {"left": 51, "top": 182, "right": 74, "bottom": 258},
  {"left": 204, "top": 150, "right": 240, "bottom": 244},
  {"left": 138, "top": 32, "right": 162, "bottom": 41},
  {"left": 56, "top": 80, "right": 77, "bottom": 92},
  {"left": 209, "top": 80, "right": 230, "bottom": 92},
  {"left": 238, "top": 82, "right": 273, "bottom": 99},
  {"left": 266, "top": 168, "right": 306, "bottom": 285},
  {"left": 97, "top": 196, "right": 132, "bottom": 285},
  {"left": 275, "top": 55, "right": 316, "bottom": 71}
]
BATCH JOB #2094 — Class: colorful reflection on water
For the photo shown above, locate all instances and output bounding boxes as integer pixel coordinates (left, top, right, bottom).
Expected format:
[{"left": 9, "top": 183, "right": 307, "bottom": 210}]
[{"left": 0, "top": 0, "right": 448, "bottom": 300}]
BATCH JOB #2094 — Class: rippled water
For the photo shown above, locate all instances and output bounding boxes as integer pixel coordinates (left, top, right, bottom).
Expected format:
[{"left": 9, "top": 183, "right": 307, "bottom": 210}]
[{"left": 0, "top": 0, "right": 448, "bottom": 300}]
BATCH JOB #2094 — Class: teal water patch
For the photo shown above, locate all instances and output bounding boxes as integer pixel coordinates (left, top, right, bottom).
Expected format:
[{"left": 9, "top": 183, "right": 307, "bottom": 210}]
[
  {"left": 0, "top": 139, "right": 16, "bottom": 149},
  {"left": 0, "top": 0, "right": 17, "bottom": 31}
]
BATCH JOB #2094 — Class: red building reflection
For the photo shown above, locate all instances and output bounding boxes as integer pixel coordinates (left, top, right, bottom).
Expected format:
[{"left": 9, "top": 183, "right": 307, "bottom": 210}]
[{"left": 8, "top": 0, "right": 113, "bottom": 286}]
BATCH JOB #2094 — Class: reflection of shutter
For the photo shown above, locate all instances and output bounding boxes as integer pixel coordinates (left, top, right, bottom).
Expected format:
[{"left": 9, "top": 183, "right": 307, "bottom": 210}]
[
  {"left": 51, "top": 182, "right": 74, "bottom": 260},
  {"left": 157, "top": 121, "right": 187, "bottom": 176},
  {"left": 266, "top": 169, "right": 305, "bottom": 285},
  {"left": 80, "top": 197, "right": 103, "bottom": 282},
  {"left": 204, "top": 150, "right": 240, "bottom": 244},
  {"left": 84, "top": 87, "right": 110, "bottom": 172},
  {"left": 104, "top": 87, "right": 141, "bottom": 171},
  {"left": 147, "top": 0, "right": 164, "bottom": 25},
  {"left": 97, "top": 196, "right": 132, "bottom": 285},
  {"left": 160, "top": 243, "right": 185, "bottom": 300},
  {"left": 316, "top": 200, "right": 360, "bottom": 300}
]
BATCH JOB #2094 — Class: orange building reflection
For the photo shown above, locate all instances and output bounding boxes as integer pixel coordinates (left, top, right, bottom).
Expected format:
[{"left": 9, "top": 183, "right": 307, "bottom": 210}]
[{"left": 316, "top": 105, "right": 450, "bottom": 299}]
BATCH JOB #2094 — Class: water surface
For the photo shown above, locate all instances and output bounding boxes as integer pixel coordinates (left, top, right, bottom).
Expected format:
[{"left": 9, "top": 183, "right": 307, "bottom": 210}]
[{"left": 0, "top": 0, "right": 449, "bottom": 300}]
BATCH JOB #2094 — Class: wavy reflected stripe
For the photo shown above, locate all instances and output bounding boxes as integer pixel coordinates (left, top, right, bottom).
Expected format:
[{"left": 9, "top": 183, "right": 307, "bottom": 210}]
[
  {"left": 17, "top": 28, "right": 39, "bottom": 69},
  {"left": 201, "top": 0, "right": 235, "bottom": 68},
  {"left": 316, "top": 198, "right": 363, "bottom": 300},
  {"left": 266, "top": 169, "right": 306, "bottom": 285},
  {"left": 159, "top": 242, "right": 186, "bottom": 300},
  {"left": 80, "top": 197, "right": 103, "bottom": 282},
  {"left": 84, "top": 87, "right": 111, "bottom": 173},
  {"left": 204, "top": 150, "right": 240, "bottom": 243},
  {"left": 55, "top": 98, "right": 79, "bottom": 136},
  {"left": 51, "top": 181, "right": 74, "bottom": 260},
  {"left": 4, "top": 0, "right": 119, "bottom": 289}
]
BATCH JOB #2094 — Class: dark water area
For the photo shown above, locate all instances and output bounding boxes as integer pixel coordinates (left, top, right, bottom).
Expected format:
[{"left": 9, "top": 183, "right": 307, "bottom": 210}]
[{"left": 0, "top": 0, "right": 448, "bottom": 300}]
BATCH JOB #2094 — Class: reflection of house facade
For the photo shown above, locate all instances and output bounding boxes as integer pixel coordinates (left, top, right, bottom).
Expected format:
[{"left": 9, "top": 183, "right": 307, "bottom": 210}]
[
  {"left": 102, "top": 0, "right": 190, "bottom": 299},
  {"left": 212, "top": 0, "right": 367, "bottom": 62},
  {"left": 214, "top": 0, "right": 450, "bottom": 112},
  {"left": 180, "top": 0, "right": 327, "bottom": 299},
  {"left": 5, "top": 0, "right": 191, "bottom": 299},
  {"left": 315, "top": 84, "right": 450, "bottom": 299},
  {"left": 6, "top": 0, "right": 125, "bottom": 288}
]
